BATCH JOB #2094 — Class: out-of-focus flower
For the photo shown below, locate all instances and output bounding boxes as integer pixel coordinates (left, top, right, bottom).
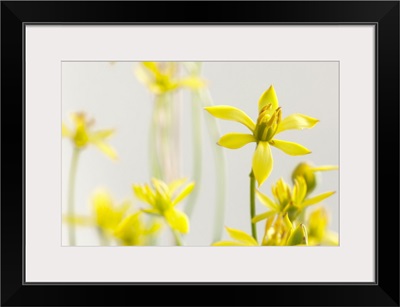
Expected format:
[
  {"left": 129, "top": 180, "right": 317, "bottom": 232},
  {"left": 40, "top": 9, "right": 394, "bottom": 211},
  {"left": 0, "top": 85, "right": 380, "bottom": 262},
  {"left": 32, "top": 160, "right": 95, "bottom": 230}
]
[
  {"left": 212, "top": 226, "right": 259, "bottom": 246},
  {"left": 213, "top": 214, "right": 308, "bottom": 246},
  {"left": 292, "top": 162, "right": 338, "bottom": 195},
  {"left": 113, "top": 212, "right": 162, "bottom": 246},
  {"left": 135, "top": 62, "right": 205, "bottom": 95},
  {"left": 261, "top": 213, "right": 308, "bottom": 246},
  {"left": 133, "top": 178, "right": 194, "bottom": 234},
  {"left": 92, "top": 190, "right": 130, "bottom": 233},
  {"left": 62, "top": 112, "right": 118, "bottom": 160},
  {"left": 64, "top": 190, "right": 160, "bottom": 246},
  {"left": 253, "top": 177, "right": 335, "bottom": 223},
  {"left": 307, "top": 207, "right": 338, "bottom": 246},
  {"left": 205, "top": 85, "right": 318, "bottom": 186}
]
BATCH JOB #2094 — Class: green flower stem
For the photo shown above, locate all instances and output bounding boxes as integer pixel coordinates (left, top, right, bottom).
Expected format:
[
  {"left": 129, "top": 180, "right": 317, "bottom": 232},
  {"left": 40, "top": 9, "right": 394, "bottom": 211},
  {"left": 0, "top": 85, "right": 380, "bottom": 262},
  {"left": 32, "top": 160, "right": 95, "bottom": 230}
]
[
  {"left": 150, "top": 95, "right": 164, "bottom": 180},
  {"left": 199, "top": 88, "right": 227, "bottom": 242},
  {"left": 170, "top": 91, "right": 182, "bottom": 181},
  {"left": 154, "top": 92, "right": 177, "bottom": 183},
  {"left": 184, "top": 91, "right": 203, "bottom": 218},
  {"left": 249, "top": 171, "right": 258, "bottom": 241},
  {"left": 171, "top": 228, "right": 183, "bottom": 246},
  {"left": 98, "top": 228, "right": 110, "bottom": 246},
  {"left": 67, "top": 147, "right": 80, "bottom": 246}
]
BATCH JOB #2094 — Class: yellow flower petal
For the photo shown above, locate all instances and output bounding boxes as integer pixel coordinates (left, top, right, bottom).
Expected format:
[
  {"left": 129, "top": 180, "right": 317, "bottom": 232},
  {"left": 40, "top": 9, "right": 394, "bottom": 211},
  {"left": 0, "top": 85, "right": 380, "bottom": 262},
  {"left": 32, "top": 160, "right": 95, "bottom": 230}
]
[
  {"left": 144, "top": 220, "right": 163, "bottom": 235},
  {"left": 292, "top": 177, "right": 307, "bottom": 204},
  {"left": 225, "top": 226, "right": 258, "bottom": 246},
  {"left": 151, "top": 178, "right": 170, "bottom": 199},
  {"left": 177, "top": 76, "right": 205, "bottom": 89},
  {"left": 276, "top": 114, "right": 319, "bottom": 134},
  {"left": 283, "top": 213, "right": 293, "bottom": 229},
  {"left": 311, "top": 165, "right": 339, "bottom": 172},
  {"left": 172, "top": 182, "right": 195, "bottom": 206},
  {"left": 258, "top": 85, "right": 279, "bottom": 113},
  {"left": 63, "top": 215, "right": 93, "bottom": 226},
  {"left": 164, "top": 209, "right": 189, "bottom": 234},
  {"left": 142, "top": 62, "right": 161, "bottom": 77},
  {"left": 141, "top": 208, "right": 161, "bottom": 216},
  {"left": 252, "top": 211, "right": 276, "bottom": 223},
  {"left": 135, "top": 65, "right": 153, "bottom": 87},
  {"left": 90, "top": 129, "right": 115, "bottom": 140},
  {"left": 256, "top": 190, "right": 280, "bottom": 211},
  {"left": 217, "top": 133, "right": 256, "bottom": 149},
  {"left": 252, "top": 141, "right": 273, "bottom": 187},
  {"left": 168, "top": 178, "right": 188, "bottom": 195},
  {"left": 113, "top": 212, "right": 145, "bottom": 246},
  {"left": 270, "top": 139, "right": 311, "bottom": 156},
  {"left": 212, "top": 241, "right": 248, "bottom": 246},
  {"left": 204, "top": 106, "right": 256, "bottom": 132},
  {"left": 323, "top": 231, "right": 339, "bottom": 246},
  {"left": 287, "top": 224, "right": 308, "bottom": 246},
  {"left": 308, "top": 207, "right": 329, "bottom": 241},
  {"left": 133, "top": 185, "right": 154, "bottom": 205},
  {"left": 62, "top": 123, "right": 71, "bottom": 137},
  {"left": 73, "top": 121, "right": 89, "bottom": 147},
  {"left": 91, "top": 140, "right": 118, "bottom": 160},
  {"left": 93, "top": 191, "right": 129, "bottom": 230},
  {"left": 302, "top": 191, "right": 336, "bottom": 208}
]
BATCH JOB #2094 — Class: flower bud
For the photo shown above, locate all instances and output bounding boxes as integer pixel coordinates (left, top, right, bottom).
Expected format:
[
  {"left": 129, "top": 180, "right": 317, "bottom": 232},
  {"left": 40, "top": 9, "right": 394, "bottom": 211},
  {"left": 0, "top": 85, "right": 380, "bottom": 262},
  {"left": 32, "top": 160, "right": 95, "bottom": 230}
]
[
  {"left": 254, "top": 105, "right": 281, "bottom": 142},
  {"left": 291, "top": 162, "right": 317, "bottom": 195}
]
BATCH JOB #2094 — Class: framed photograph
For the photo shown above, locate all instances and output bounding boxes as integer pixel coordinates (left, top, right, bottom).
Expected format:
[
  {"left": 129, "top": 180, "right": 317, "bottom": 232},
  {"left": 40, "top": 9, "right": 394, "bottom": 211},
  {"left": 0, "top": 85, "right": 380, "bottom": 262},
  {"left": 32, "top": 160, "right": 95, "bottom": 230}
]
[{"left": 2, "top": 1, "right": 399, "bottom": 306}]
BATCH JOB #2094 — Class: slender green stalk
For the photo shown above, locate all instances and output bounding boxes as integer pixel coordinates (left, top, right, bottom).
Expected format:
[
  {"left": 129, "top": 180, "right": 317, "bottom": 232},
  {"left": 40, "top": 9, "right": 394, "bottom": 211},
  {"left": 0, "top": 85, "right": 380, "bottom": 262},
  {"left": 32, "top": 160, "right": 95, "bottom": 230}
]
[
  {"left": 97, "top": 228, "right": 110, "bottom": 246},
  {"left": 170, "top": 90, "right": 182, "bottom": 181},
  {"left": 249, "top": 171, "right": 258, "bottom": 241},
  {"left": 67, "top": 147, "right": 80, "bottom": 246},
  {"left": 171, "top": 228, "right": 183, "bottom": 246},
  {"left": 150, "top": 96, "right": 164, "bottom": 180},
  {"left": 200, "top": 88, "right": 227, "bottom": 242},
  {"left": 184, "top": 91, "right": 202, "bottom": 218}
]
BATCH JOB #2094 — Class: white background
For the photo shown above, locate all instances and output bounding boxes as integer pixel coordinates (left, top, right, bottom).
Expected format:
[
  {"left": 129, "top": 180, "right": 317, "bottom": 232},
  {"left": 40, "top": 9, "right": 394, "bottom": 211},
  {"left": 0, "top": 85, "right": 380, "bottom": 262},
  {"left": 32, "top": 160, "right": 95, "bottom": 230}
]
[{"left": 26, "top": 25, "right": 374, "bottom": 282}]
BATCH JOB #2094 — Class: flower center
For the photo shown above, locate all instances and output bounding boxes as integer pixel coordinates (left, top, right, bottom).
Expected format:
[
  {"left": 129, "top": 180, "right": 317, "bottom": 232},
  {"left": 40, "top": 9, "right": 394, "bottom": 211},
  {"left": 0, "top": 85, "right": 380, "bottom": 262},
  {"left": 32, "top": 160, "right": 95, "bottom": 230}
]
[{"left": 254, "top": 105, "right": 282, "bottom": 142}]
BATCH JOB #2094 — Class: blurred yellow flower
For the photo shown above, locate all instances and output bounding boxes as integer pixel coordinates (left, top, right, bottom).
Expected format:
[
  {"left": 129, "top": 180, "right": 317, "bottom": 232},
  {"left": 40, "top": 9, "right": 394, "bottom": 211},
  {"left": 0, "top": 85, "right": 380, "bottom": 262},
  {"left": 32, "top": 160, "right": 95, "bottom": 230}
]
[
  {"left": 205, "top": 85, "right": 318, "bottom": 186},
  {"left": 62, "top": 112, "right": 118, "bottom": 160},
  {"left": 292, "top": 162, "right": 338, "bottom": 195},
  {"left": 212, "top": 227, "right": 258, "bottom": 246},
  {"left": 307, "top": 207, "right": 338, "bottom": 246},
  {"left": 135, "top": 62, "right": 205, "bottom": 95},
  {"left": 92, "top": 190, "right": 130, "bottom": 233},
  {"left": 113, "top": 212, "right": 162, "bottom": 246},
  {"left": 253, "top": 177, "right": 335, "bottom": 223},
  {"left": 261, "top": 213, "right": 308, "bottom": 246},
  {"left": 133, "top": 178, "right": 194, "bottom": 234},
  {"left": 213, "top": 214, "right": 308, "bottom": 246},
  {"left": 64, "top": 190, "right": 160, "bottom": 246}
]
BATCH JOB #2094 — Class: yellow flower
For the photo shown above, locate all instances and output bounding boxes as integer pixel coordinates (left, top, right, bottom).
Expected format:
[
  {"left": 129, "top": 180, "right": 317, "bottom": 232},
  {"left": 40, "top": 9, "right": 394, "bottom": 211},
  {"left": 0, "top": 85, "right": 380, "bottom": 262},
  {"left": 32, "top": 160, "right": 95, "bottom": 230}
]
[
  {"left": 62, "top": 112, "right": 118, "bottom": 160},
  {"left": 92, "top": 190, "right": 130, "bottom": 232},
  {"left": 135, "top": 62, "right": 205, "bottom": 95},
  {"left": 64, "top": 190, "right": 160, "bottom": 246},
  {"left": 205, "top": 85, "right": 319, "bottom": 186},
  {"left": 113, "top": 212, "right": 162, "bottom": 246},
  {"left": 212, "top": 227, "right": 259, "bottom": 246},
  {"left": 253, "top": 177, "right": 335, "bottom": 223},
  {"left": 292, "top": 162, "right": 338, "bottom": 195},
  {"left": 92, "top": 190, "right": 158, "bottom": 246},
  {"left": 307, "top": 207, "right": 338, "bottom": 246},
  {"left": 213, "top": 215, "right": 308, "bottom": 246},
  {"left": 261, "top": 213, "right": 308, "bottom": 246},
  {"left": 133, "top": 178, "right": 194, "bottom": 234}
]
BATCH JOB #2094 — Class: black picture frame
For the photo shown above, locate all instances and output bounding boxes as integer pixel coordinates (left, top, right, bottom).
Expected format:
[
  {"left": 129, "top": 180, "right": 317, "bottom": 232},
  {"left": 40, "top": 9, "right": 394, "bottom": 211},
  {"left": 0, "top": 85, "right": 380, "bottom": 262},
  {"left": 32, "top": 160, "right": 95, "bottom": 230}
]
[{"left": 1, "top": 1, "right": 399, "bottom": 306}]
